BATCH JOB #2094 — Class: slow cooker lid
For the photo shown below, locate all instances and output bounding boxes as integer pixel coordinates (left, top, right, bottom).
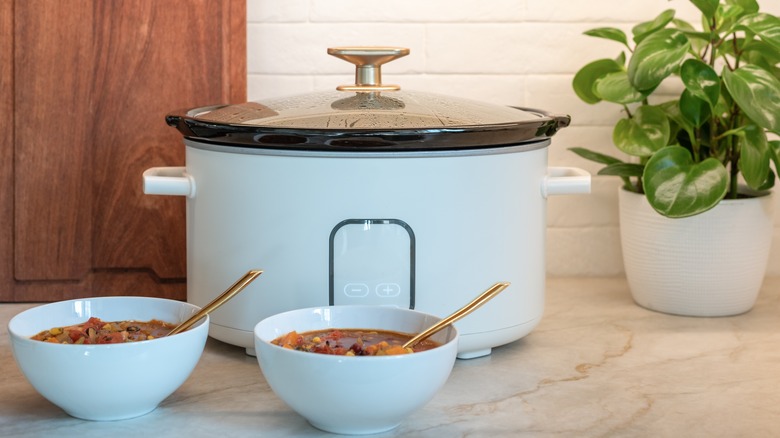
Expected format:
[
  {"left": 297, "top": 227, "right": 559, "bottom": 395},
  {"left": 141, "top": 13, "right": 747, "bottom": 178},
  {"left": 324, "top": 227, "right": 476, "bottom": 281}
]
[{"left": 167, "top": 47, "right": 570, "bottom": 151}]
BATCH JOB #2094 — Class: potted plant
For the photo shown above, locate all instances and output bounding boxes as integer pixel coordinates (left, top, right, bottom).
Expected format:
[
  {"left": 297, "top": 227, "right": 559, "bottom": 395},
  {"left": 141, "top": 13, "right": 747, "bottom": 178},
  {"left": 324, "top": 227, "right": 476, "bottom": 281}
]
[{"left": 570, "top": 0, "right": 780, "bottom": 316}]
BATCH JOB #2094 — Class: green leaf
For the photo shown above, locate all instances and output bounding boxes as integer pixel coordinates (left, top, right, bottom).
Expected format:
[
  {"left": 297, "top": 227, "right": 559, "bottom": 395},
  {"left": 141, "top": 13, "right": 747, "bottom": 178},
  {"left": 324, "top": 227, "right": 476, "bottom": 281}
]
[
  {"left": 680, "top": 32, "right": 711, "bottom": 55},
  {"left": 680, "top": 59, "right": 720, "bottom": 108},
  {"left": 722, "top": 65, "right": 780, "bottom": 133},
  {"left": 672, "top": 18, "right": 696, "bottom": 31},
  {"left": 642, "top": 146, "right": 729, "bottom": 218},
  {"left": 717, "top": 3, "right": 749, "bottom": 33},
  {"left": 584, "top": 27, "right": 630, "bottom": 48},
  {"left": 615, "top": 51, "right": 627, "bottom": 66},
  {"left": 594, "top": 71, "right": 648, "bottom": 104},
  {"left": 755, "top": 168, "right": 775, "bottom": 191},
  {"left": 676, "top": 29, "right": 713, "bottom": 42},
  {"left": 568, "top": 147, "right": 625, "bottom": 165},
  {"left": 613, "top": 105, "right": 670, "bottom": 157},
  {"left": 572, "top": 59, "right": 624, "bottom": 104},
  {"left": 741, "top": 41, "right": 780, "bottom": 72},
  {"left": 659, "top": 100, "right": 696, "bottom": 146},
  {"left": 690, "top": 0, "right": 719, "bottom": 19},
  {"left": 738, "top": 124, "right": 770, "bottom": 189},
  {"left": 632, "top": 9, "right": 676, "bottom": 43},
  {"left": 598, "top": 162, "right": 645, "bottom": 177},
  {"left": 734, "top": 13, "right": 780, "bottom": 51},
  {"left": 678, "top": 59, "right": 720, "bottom": 131},
  {"left": 726, "top": 0, "right": 759, "bottom": 15},
  {"left": 658, "top": 100, "right": 693, "bottom": 130},
  {"left": 679, "top": 90, "right": 711, "bottom": 127},
  {"left": 769, "top": 140, "right": 780, "bottom": 182},
  {"left": 628, "top": 29, "right": 691, "bottom": 91}
]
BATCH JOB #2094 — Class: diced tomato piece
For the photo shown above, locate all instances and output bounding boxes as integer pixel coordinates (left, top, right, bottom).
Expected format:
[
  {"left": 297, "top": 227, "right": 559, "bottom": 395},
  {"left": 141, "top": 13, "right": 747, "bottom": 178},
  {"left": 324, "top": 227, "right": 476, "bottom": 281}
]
[{"left": 67, "top": 329, "right": 85, "bottom": 342}]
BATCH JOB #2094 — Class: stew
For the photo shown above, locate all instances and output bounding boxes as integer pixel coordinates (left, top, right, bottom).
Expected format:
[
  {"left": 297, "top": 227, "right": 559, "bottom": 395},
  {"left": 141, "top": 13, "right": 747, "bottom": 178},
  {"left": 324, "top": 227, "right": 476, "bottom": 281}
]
[
  {"left": 272, "top": 328, "right": 440, "bottom": 356},
  {"left": 31, "top": 317, "right": 176, "bottom": 344}
]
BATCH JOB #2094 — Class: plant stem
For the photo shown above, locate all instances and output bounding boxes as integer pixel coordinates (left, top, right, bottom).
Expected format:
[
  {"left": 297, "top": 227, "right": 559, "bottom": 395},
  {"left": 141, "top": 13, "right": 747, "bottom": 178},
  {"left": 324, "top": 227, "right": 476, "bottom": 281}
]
[
  {"left": 708, "top": 15, "right": 718, "bottom": 67},
  {"left": 732, "top": 36, "right": 741, "bottom": 69},
  {"left": 726, "top": 106, "right": 741, "bottom": 199},
  {"left": 729, "top": 157, "right": 739, "bottom": 198}
]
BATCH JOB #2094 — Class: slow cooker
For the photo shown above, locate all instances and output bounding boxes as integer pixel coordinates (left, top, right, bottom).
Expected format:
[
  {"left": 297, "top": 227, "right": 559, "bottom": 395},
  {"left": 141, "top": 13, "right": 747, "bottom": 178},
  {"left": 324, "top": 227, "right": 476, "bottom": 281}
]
[{"left": 143, "top": 47, "right": 590, "bottom": 359}]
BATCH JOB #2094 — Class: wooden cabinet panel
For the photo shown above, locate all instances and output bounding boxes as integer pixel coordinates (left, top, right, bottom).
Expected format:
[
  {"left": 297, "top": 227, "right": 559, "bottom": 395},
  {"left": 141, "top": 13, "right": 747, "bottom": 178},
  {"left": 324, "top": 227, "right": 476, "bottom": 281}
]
[
  {"left": 1, "top": 0, "right": 246, "bottom": 301},
  {"left": 14, "top": 2, "right": 95, "bottom": 282}
]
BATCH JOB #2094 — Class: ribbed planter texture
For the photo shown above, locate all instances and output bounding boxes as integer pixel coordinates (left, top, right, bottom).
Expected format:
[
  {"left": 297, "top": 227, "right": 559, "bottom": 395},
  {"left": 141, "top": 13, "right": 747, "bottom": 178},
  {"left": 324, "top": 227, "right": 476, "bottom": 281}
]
[{"left": 619, "top": 188, "right": 774, "bottom": 317}]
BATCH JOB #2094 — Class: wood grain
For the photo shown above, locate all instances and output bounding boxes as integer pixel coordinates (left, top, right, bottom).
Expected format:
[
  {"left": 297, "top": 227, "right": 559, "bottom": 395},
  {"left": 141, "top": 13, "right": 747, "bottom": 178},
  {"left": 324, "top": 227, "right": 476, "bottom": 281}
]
[
  {"left": 0, "top": 0, "right": 13, "bottom": 300},
  {"left": 3, "top": 0, "right": 246, "bottom": 301}
]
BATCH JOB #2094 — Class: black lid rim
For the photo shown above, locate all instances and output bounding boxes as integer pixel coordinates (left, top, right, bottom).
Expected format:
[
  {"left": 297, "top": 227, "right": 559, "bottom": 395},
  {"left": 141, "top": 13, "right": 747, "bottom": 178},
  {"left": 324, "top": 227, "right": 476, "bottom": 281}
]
[{"left": 165, "top": 106, "right": 570, "bottom": 152}]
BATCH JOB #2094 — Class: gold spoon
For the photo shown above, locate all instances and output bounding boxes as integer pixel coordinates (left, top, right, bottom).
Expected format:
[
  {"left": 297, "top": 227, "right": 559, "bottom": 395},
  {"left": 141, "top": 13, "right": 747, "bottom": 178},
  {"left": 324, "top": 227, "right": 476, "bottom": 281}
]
[
  {"left": 402, "top": 281, "right": 510, "bottom": 349},
  {"left": 167, "top": 269, "right": 263, "bottom": 336}
]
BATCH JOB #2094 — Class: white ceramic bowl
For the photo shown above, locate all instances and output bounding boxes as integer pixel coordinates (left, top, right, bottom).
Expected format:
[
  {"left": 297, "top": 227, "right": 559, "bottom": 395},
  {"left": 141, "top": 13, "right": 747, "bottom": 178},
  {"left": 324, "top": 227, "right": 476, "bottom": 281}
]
[
  {"left": 8, "top": 296, "right": 208, "bottom": 421},
  {"left": 254, "top": 305, "right": 458, "bottom": 435}
]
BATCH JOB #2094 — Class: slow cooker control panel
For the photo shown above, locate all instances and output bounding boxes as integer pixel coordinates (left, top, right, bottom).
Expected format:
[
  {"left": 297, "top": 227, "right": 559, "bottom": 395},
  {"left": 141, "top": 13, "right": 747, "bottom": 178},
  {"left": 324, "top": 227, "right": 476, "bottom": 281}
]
[{"left": 329, "top": 219, "right": 415, "bottom": 308}]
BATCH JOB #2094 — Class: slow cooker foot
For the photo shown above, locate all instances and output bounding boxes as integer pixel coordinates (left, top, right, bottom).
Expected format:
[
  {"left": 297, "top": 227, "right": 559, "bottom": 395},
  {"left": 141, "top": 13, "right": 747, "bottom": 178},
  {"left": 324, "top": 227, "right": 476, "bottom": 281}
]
[{"left": 456, "top": 348, "right": 492, "bottom": 360}]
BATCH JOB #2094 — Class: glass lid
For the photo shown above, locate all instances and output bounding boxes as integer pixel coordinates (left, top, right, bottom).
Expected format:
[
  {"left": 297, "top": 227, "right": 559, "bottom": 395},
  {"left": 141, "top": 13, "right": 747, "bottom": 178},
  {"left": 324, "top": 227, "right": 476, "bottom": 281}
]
[{"left": 166, "top": 47, "right": 570, "bottom": 152}]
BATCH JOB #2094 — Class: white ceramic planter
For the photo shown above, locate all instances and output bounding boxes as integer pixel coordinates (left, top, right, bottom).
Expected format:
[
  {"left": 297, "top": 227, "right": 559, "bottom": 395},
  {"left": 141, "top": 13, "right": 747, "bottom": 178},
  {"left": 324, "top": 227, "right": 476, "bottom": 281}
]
[{"left": 619, "top": 188, "right": 774, "bottom": 317}]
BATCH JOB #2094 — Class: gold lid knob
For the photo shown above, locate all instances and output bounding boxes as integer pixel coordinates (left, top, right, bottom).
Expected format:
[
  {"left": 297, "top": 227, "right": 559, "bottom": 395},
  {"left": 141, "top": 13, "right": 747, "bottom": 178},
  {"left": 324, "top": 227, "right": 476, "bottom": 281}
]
[{"left": 328, "top": 46, "right": 409, "bottom": 92}]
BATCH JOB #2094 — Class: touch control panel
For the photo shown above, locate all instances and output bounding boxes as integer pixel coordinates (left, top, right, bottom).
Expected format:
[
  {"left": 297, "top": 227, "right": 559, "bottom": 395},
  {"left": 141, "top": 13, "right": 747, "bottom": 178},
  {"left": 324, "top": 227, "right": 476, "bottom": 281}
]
[{"left": 329, "top": 219, "right": 415, "bottom": 308}]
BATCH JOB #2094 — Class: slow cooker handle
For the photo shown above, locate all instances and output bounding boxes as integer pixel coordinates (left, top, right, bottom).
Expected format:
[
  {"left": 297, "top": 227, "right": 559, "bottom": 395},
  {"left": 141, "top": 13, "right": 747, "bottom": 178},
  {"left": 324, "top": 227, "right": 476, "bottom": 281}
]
[
  {"left": 142, "top": 167, "right": 196, "bottom": 198},
  {"left": 541, "top": 167, "right": 591, "bottom": 198}
]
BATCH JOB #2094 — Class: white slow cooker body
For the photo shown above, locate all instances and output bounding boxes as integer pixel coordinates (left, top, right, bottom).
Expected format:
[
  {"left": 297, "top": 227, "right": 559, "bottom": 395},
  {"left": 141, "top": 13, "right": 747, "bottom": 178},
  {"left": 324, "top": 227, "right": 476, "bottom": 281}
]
[{"left": 184, "top": 139, "right": 550, "bottom": 359}]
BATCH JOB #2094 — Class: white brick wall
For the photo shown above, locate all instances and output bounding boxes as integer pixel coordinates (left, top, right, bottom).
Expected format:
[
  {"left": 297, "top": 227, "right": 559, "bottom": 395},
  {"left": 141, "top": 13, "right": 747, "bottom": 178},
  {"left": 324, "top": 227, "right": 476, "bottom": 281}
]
[{"left": 246, "top": 0, "right": 780, "bottom": 277}]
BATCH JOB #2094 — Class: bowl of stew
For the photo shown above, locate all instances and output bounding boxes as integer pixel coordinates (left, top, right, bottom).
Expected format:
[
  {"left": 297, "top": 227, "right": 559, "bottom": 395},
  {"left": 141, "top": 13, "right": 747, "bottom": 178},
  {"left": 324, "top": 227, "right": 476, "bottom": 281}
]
[
  {"left": 253, "top": 305, "right": 459, "bottom": 435},
  {"left": 8, "top": 296, "right": 208, "bottom": 421}
]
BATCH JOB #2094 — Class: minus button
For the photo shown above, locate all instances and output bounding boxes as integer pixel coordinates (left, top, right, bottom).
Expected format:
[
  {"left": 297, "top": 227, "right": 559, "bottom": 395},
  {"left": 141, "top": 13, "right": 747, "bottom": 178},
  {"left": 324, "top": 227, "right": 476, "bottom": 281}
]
[{"left": 344, "top": 283, "right": 370, "bottom": 297}]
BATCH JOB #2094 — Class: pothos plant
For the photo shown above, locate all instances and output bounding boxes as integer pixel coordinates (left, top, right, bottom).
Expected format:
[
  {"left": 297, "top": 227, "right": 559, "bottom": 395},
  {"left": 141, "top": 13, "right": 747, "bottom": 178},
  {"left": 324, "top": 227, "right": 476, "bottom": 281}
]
[{"left": 571, "top": 0, "right": 780, "bottom": 218}]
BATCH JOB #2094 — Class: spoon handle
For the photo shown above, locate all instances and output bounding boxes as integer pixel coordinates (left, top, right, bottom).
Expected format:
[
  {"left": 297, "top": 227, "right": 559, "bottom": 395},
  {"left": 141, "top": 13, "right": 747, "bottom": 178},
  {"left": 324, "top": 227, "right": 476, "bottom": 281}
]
[
  {"left": 168, "top": 269, "right": 263, "bottom": 336},
  {"left": 402, "top": 281, "right": 510, "bottom": 349}
]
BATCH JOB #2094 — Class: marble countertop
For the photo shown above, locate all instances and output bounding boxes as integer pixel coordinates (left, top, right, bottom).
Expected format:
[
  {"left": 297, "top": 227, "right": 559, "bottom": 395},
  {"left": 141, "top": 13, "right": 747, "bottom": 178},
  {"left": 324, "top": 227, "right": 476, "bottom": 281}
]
[{"left": 2, "top": 277, "right": 779, "bottom": 437}]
